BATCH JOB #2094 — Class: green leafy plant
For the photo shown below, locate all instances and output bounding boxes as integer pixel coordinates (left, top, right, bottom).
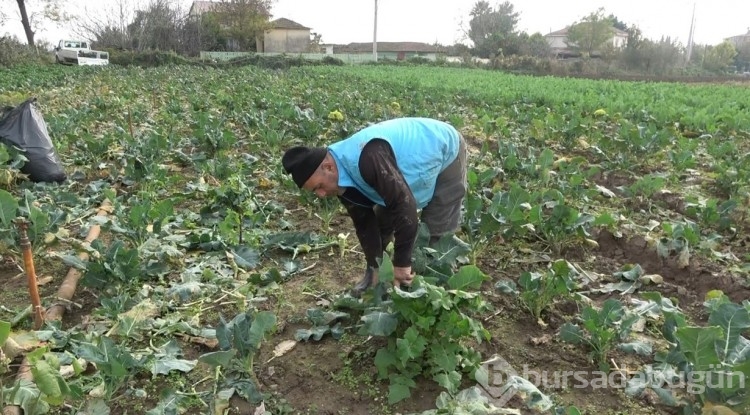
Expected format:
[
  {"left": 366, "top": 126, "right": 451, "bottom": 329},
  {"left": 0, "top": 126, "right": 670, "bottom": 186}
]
[
  {"left": 78, "top": 239, "right": 142, "bottom": 289},
  {"left": 462, "top": 169, "right": 502, "bottom": 264},
  {"left": 410, "top": 223, "right": 472, "bottom": 282},
  {"left": 294, "top": 308, "right": 349, "bottom": 342},
  {"left": 495, "top": 259, "right": 576, "bottom": 324},
  {"left": 198, "top": 309, "right": 276, "bottom": 405},
  {"left": 684, "top": 197, "right": 736, "bottom": 233},
  {"left": 560, "top": 298, "right": 640, "bottom": 371},
  {"left": 74, "top": 335, "right": 145, "bottom": 400},
  {"left": 529, "top": 197, "right": 595, "bottom": 255},
  {"left": 595, "top": 263, "right": 662, "bottom": 295},
  {"left": 626, "top": 174, "right": 667, "bottom": 200},
  {"left": 361, "top": 254, "right": 491, "bottom": 404},
  {"left": 657, "top": 220, "right": 702, "bottom": 267},
  {"left": 202, "top": 174, "right": 261, "bottom": 245},
  {"left": 672, "top": 294, "right": 750, "bottom": 413},
  {"left": 0, "top": 320, "right": 11, "bottom": 407},
  {"left": 712, "top": 157, "right": 750, "bottom": 200},
  {"left": 627, "top": 291, "right": 750, "bottom": 413},
  {"left": 27, "top": 347, "right": 78, "bottom": 410}
]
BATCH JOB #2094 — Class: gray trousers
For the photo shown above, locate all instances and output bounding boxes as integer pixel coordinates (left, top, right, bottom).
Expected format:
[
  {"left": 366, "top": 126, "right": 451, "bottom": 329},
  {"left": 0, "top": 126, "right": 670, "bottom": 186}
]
[
  {"left": 375, "top": 134, "right": 468, "bottom": 247},
  {"left": 422, "top": 133, "right": 468, "bottom": 242}
]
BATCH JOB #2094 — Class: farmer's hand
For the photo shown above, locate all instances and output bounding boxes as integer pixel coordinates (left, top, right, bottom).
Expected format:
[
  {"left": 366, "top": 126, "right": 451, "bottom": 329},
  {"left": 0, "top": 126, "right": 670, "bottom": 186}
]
[{"left": 393, "top": 266, "right": 413, "bottom": 287}]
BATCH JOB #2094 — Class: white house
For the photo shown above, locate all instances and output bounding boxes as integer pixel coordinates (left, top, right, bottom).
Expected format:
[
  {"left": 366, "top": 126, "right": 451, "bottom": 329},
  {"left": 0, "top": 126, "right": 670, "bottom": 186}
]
[
  {"left": 188, "top": 1, "right": 311, "bottom": 53},
  {"left": 545, "top": 26, "right": 628, "bottom": 57},
  {"left": 725, "top": 29, "right": 750, "bottom": 48}
]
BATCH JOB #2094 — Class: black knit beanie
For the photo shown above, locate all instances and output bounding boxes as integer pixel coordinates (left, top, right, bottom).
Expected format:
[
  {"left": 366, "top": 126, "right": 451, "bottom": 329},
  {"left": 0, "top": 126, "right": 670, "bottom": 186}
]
[{"left": 282, "top": 146, "right": 327, "bottom": 188}]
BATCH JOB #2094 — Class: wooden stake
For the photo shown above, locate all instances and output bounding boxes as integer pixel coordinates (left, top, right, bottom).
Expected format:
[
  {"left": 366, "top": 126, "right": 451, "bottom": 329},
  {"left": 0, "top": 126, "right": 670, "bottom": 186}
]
[
  {"left": 15, "top": 218, "right": 44, "bottom": 330},
  {"left": 3, "top": 200, "right": 112, "bottom": 415}
]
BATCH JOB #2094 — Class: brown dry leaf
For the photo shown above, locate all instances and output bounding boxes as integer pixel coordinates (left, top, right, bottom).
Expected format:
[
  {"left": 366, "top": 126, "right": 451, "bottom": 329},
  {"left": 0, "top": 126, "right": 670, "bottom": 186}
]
[
  {"left": 677, "top": 248, "right": 691, "bottom": 268},
  {"left": 99, "top": 203, "right": 115, "bottom": 214},
  {"left": 60, "top": 358, "right": 89, "bottom": 378},
  {"left": 11, "top": 331, "right": 44, "bottom": 350},
  {"left": 702, "top": 402, "right": 740, "bottom": 415},
  {"left": 36, "top": 276, "right": 54, "bottom": 286},
  {"left": 639, "top": 274, "right": 663, "bottom": 285},
  {"left": 120, "top": 298, "right": 159, "bottom": 320},
  {"left": 180, "top": 335, "right": 219, "bottom": 349},
  {"left": 43, "top": 232, "right": 57, "bottom": 244},
  {"left": 530, "top": 334, "right": 552, "bottom": 346},
  {"left": 577, "top": 137, "right": 590, "bottom": 149},
  {"left": 258, "top": 177, "right": 274, "bottom": 189},
  {"left": 253, "top": 402, "right": 267, "bottom": 415},
  {"left": 266, "top": 340, "right": 296, "bottom": 363}
]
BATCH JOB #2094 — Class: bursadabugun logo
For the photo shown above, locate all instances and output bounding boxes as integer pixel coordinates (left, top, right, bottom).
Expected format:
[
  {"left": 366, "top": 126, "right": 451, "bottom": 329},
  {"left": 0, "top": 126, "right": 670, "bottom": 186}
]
[
  {"left": 475, "top": 352, "right": 746, "bottom": 411},
  {"left": 476, "top": 354, "right": 520, "bottom": 407}
]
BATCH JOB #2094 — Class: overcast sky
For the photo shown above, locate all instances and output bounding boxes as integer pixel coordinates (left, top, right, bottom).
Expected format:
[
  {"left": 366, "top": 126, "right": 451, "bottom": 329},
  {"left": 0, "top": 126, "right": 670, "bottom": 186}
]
[{"left": 2, "top": 0, "right": 748, "bottom": 48}]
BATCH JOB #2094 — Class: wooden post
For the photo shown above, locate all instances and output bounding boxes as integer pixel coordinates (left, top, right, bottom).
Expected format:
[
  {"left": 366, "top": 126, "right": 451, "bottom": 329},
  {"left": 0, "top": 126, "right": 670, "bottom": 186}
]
[
  {"left": 373, "top": 0, "right": 378, "bottom": 62},
  {"left": 15, "top": 218, "right": 45, "bottom": 330}
]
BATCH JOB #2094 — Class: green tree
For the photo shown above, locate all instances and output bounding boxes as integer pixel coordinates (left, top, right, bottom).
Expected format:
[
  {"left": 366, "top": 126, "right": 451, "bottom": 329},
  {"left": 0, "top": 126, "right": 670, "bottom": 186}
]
[
  {"left": 734, "top": 42, "right": 750, "bottom": 72},
  {"left": 467, "top": 1, "right": 519, "bottom": 58},
  {"left": 566, "top": 8, "right": 615, "bottom": 57},
  {"left": 637, "top": 36, "right": 683, "bottom": 75},
  {"left": 625, "top": 26, "right": 644, "bottom": 49},
  {"left": 702, "top": 41, "right": 737, "bottom": 73},
  {"left": 606, "top": 14, "right": 628, "bottom": 31},
  {"left": 211, "top": 0, "right": 274, "bottom": 51},
  {"left": 521, "top": 32, "right": 552, "bottom": 57}
]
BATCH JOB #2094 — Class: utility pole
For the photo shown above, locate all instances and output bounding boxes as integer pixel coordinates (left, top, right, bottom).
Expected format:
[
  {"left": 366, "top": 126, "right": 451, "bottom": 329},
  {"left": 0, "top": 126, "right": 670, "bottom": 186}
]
[
  {"left": 373, "top": 0, "right": 378, "bottom": 62},
  {"left": 685, "top": 2, "right": 696, "bottom": 65}
]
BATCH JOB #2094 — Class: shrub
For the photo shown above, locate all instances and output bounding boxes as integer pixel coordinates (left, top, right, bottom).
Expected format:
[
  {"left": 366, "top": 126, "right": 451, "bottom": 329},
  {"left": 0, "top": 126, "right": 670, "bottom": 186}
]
[
  {"left": 0, "top": 36, "right": 52, "bottom": 68},
  {"left": 106, "top": 49, "right": 190, "bottom": 67},
  {"left": 321, "top": 55, "right": 344, "bottom": 66}
]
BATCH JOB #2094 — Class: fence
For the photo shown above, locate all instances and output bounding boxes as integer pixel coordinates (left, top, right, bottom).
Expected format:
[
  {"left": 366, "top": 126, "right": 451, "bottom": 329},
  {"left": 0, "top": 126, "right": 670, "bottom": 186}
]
[{"left": 199, "top": 51, "right": 377, "bottom": 64}]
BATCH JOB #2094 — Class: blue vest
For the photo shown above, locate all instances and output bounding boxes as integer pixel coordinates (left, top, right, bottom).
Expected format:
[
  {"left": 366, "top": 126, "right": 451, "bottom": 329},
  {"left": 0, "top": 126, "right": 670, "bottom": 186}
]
[{"left": 328, "top": 118, "right": 460, "bottom": 209}]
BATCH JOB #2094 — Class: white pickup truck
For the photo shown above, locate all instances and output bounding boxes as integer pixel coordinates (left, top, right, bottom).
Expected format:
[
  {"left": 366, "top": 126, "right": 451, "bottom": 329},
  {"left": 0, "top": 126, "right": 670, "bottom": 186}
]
[{"left": 54, "top": 40, "right": 109, "bottom": 66}]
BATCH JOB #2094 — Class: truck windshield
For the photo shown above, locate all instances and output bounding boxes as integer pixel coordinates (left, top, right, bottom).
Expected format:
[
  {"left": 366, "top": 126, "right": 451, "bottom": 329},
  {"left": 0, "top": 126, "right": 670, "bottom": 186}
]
[{"left": 64, "top": 41, "right": 87, "bottom": 48}]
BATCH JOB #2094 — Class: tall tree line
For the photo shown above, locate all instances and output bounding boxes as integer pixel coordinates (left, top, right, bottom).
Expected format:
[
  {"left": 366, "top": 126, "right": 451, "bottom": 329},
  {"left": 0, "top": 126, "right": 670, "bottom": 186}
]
[
  {"left": 462, "top": 1, "right": 740, "bottom": 74},
  {"left": 5, "top": 0, "right": 274, "bottom": 56}
]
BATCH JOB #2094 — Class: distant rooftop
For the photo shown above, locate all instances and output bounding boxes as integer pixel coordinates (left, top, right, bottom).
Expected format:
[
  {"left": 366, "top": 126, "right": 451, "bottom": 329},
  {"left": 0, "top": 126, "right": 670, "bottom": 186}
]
[
  {"left": 334, "top": 42, "right": 442, "bottom": 53},
  {"left": 270, "top": 18, "right": 309, "bottom": 30},
  {"left": 546, "top": 26, "right": 628, "bottom": 37}
]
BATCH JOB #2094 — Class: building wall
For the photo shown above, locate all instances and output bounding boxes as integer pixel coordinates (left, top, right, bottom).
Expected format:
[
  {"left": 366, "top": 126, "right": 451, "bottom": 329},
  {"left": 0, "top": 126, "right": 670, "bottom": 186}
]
[
  {"left": 546, "top": 36, "right": 567, "bottom": 49},
  {"left": 546, "top": 34, "right": 627, "bottom": 50},
  {"left": 611, "top": 34, "right": 628, "bottom": 48},
  {"left": 199, "top": 51, "right": 443, "bottom": 63},
  {"left": 727, "top": 35, "right": 750, "bottom": 48},
  {"left": 374, "top": 51, "right": 440, "bottom": 61},
  {"left": 264, "top": 29, "right": 310, "bottom": 53}
]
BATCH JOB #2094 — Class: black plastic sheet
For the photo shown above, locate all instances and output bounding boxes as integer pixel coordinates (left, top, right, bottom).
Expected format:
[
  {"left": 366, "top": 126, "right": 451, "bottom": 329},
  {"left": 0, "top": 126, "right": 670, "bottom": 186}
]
[{"left": 0, "top": 98, "right": 66, "bottom": 183}]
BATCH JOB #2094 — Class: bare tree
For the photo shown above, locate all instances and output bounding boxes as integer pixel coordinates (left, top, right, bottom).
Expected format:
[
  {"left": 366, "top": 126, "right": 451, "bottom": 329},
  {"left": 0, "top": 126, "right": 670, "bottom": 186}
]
[
  {"left": 5, "top": 0, "right": 71, "bottom": 46},
  {"left": 126, "top": 0, "right": 184, "bottom": 52},
  {"left": 308, "top": 31, "right": 323, "bottom": 52},
  {"left": 73, "top": 0, "right": 137, "bottom": 49}
]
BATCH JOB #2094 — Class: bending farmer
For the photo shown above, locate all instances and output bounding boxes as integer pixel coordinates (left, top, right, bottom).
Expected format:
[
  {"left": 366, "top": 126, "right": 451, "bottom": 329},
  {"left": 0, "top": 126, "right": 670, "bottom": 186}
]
[{"left": 281, "top": 117, "right": 467, "bottom": 293}]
